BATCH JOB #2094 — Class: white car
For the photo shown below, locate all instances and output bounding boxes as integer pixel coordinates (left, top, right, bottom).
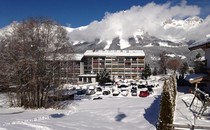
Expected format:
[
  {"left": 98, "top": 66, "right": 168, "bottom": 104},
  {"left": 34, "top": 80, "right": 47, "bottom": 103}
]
[
  {"left": 112, "top": 90, "right": 120, "bottom": 96},
  {"left": 121, "top": 90, "right": 129, "bottom": 96}
]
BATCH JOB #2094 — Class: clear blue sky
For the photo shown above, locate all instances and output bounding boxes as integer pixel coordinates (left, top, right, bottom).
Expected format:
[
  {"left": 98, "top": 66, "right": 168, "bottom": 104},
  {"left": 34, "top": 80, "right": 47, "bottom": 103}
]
[{"left": 0, "top": 0, "right": 209, "bottom": 28}]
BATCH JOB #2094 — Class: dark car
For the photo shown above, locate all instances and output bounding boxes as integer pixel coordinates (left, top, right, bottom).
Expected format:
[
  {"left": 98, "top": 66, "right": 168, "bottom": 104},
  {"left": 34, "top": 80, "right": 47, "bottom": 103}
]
[
  {"left": 130, "top": 82, "right": 137, "bottom": 86},
  {"left": 76, "top": 89, "right": 86, "bottom": 95},
  {"left": 103, "top": 90, "right": 111, "bottom": 95},
  {"left": 118, "top": 84, "right": 128, "bottom": 88},
  {"left": 139, "top": 91, "right": 149, "bottom": 97},
  {"left": 93, "top": 97, "right": 103, "bottom": 100},
  {"left": 131, "top": 90, "right": 137, "bottom": 96},
  {"left": 147, "top": 85, "right": 155, "bottom": 88},
  {"left": 96, "top": 87, "right": 102, "bottom": 92},
  {"left": 138, "top": 84, "right": 147, "bottom": 89},
  {"left": 131, "top": 87, "right": 137, "bottom": 92},
  {"left": 147, "top": 87, "right": 153, "bottom": 94}
]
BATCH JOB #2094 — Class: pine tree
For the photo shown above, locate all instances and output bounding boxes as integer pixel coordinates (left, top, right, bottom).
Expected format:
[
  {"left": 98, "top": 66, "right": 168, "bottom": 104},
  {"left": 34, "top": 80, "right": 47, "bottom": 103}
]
[
  {"left": 196, "top": 52, "right": 201, "bottom": 59},
  {"left": 96, "top": 69, "right": 112, "bottom": 86},
  {"left": 142, "top": 64, "right": 151, "bottom": 79},
  {"left": 179, "top": 62, "right": 188, "bottom": 78},
  {"left": 153, "top": 66, "right": 158, "bottom": 76},
  {"left": 159, "top": 51, "right": 167, "bottom": 74}
]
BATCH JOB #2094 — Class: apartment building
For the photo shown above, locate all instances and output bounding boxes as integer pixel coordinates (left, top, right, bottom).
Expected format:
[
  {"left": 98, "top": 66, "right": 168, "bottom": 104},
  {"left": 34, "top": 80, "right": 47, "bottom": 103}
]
[
  {"left": 78, "top": 50, "right": 145, "bottom": 83},
  {"left": 46, "top": 50, "right": 145, "bottom": 84}
]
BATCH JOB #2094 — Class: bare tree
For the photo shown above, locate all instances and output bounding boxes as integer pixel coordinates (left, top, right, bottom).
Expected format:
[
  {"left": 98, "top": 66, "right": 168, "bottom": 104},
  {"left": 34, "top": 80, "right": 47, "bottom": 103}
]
[
  {"left": 158, "top": 51, "right": 167, "bottom": 74},
  {"left": 0, "top": 18, "right": 74, "bottom": 108},
  {"left": 166, "top": 58, "right": 183, "bottom": 74}
]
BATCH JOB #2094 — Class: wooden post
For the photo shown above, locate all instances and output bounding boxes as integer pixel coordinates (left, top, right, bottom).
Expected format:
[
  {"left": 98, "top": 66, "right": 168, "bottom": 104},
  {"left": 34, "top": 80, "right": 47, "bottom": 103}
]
[{"left": 189, "top": 83, "right": 198, "bottom": 108}]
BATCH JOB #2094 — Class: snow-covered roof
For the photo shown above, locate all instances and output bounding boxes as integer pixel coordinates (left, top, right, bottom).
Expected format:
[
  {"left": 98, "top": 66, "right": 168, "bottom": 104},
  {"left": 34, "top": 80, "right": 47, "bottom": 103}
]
[
  {"left": 189, "top": 37, "right": 210, "bottom": 50},
  {"left": 78, "top": 74, "right": 97, "bottom": 77},
  {"left": 185, "top": 74, "right": 207, "bottom": 83},
  {"left": 194, "top": 56, "right": 205, "bottom": 62},
  {"left": 74, "top": 54, "right": 84, "bottom": 61},
  {"left": 84, "top": 50, "right": 145, "bottom": 57},
  {"left": 46, "top": 53, "right": 83, "bottom": 61}
]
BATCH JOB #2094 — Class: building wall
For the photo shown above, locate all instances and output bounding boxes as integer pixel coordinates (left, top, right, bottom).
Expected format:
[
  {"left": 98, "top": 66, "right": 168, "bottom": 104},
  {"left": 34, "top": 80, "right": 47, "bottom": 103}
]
[
  {"left": 46, "top": 60, "right": 81, "bottom": 84},
  {"left": 205, "top": 48, "right": 210, "bottom": 68}
]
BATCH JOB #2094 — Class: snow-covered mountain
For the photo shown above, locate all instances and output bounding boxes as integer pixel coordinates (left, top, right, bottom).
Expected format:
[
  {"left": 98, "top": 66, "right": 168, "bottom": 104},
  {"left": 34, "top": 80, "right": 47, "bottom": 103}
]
[
  {"left": 62, "top": 16, "right": 205, "bottom": 67},
  {"left": 0, "top": 16, "right": 206, "bottom": 67},
  {"left": 162, "top": 16, "right": 203, "bottom": 30},
  {"left": 65, "top": 16, "right": 204, "bottom": 51}
]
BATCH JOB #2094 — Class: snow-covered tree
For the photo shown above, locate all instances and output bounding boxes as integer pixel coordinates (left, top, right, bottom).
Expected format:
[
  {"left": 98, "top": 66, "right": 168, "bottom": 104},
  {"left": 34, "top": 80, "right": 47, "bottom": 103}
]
[{"left": 0, "top": 18, "right": 74, "bottom": 108}]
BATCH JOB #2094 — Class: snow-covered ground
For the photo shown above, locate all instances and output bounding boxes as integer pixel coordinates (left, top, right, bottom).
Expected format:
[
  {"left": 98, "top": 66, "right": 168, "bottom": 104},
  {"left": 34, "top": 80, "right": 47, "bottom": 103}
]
[
  {"left": 0, "top": 78, "right": 163, "bottom": 130},
  {"left": 3, "top": 77, "right": 210, "bottom": 130}
]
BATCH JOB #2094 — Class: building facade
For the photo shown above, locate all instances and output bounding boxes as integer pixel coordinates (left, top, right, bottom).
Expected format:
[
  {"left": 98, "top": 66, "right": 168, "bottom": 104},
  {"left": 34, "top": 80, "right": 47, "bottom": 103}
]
[
  {"left": 47, "top": 50, "right": 145, "bottom": 84},
  {"left": 79, "top": 50, "right": 145, "bottom": 83},
  {"left": 46, "top": 54, "right": 83, "bottom": 84}
]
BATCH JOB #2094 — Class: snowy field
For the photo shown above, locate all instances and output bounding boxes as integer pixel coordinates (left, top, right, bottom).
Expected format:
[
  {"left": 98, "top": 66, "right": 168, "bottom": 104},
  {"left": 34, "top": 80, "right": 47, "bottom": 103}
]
[{"left": 0, "top": 78, "right": 163, "bottom": 130}]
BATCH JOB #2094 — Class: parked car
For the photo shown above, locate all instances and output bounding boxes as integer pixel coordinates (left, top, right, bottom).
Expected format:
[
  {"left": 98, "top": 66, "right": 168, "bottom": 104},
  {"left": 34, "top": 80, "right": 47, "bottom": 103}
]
[
  {"left": 147, "top": 87, "right": 153, "bottom": 94},
  {"left": 147, "top": 85, "right": 155, "bottom": 88},
  {"left": 121, "top": 90, "right": 129, "bottom": 96},
  {"left": 104, "top": 82, "right": 114, "bottom": 89},
  {"left": 113, "top": 90, "right": 120, "bottom": 96},
  {"left": 95, "top": 87, "right": 103, "bottom": 95},
  {"left": 93, "top": 97, "right": 103, "bottom": 100},
  {"left": 130, "top": 82, "right": 137, "bottom": 87},
  {"left": 138, "top": 84, "right": 147, "bottom": 89},
  {"left": 139, "top": 91, "right": 149, "bottom": 97},
  {"left": 131, "top": 87, "right": 137, "bottom": 96},
  {"left": 103, "top": 90, "right": 111, "bottom": 95},
  {"left": 76, "top": 89, "right": 86, "bottom": 95},
  {"left": 118, "top": 84, "right": 128, "bottom": 88},
  {"left": 131, "top": 90, "right": 137, "bottom": 96},
  {"left": 86, "top": 89, "right": 95, "bottom": 95},
  {"left": 96, "top": 87, "right": 102, "bottom": 92},
  {"left": 131, "top": 87, "right": 137, "bottom": 92}
]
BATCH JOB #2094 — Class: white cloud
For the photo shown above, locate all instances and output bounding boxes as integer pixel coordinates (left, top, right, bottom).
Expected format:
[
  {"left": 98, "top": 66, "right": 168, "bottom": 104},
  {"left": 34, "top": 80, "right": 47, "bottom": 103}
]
[{"left": 68, "top": 1, "right": 209, "bottom": 42}]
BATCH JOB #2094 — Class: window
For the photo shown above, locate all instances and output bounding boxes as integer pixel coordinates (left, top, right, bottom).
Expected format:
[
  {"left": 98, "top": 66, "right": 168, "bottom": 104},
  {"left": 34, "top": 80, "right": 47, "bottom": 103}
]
[{"left": 132, "top": 58, "right": 137, "bottom": 61}]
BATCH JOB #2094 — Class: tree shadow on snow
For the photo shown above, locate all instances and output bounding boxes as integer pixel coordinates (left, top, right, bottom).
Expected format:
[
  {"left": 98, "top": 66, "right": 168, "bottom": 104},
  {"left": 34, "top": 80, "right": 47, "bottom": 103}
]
[
  {"left": 115, "top": 108, "right": 127, "bottom": 122},
  {"left": 177, "top": 86, "right": 190, "bottom": 94},
  {"left": 50, "top": 113, "right": 65, "bottom": 118},
  {"left": 0, "top": 110, "right": 25, "bottom": 115},
  {"left": 143, "top": 95, "right": 161, "bottom": 126}
]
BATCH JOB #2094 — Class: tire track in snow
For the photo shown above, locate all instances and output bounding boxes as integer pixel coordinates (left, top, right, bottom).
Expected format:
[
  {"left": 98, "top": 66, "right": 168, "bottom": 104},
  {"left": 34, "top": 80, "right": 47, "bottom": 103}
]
[
  {"left": 2, "top": 116, "right": 51, "bottom": 130},
  {"left": 1, "top": 101, "right": 79, "bottom": 130}
]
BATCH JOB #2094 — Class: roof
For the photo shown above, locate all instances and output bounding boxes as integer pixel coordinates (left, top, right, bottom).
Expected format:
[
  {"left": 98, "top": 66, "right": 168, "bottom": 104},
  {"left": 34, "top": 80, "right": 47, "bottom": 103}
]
[
  {"left": 189, "top": 37, "right": 210, "bottom": 50},
  {"left": 185, "top": 74, "right": 207, "bottom": 84},
  {"left": 78, "top": 74, "right": 97, "bottom": 77},
  {"left": 84, "top": 50, "right": 145, "bottom": 57},
  {"left": 194, "top": 56, "right": 205, "bottom": 62},
  {"left": 46, "top": 53, "right": 83, "bottom": 61}
]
